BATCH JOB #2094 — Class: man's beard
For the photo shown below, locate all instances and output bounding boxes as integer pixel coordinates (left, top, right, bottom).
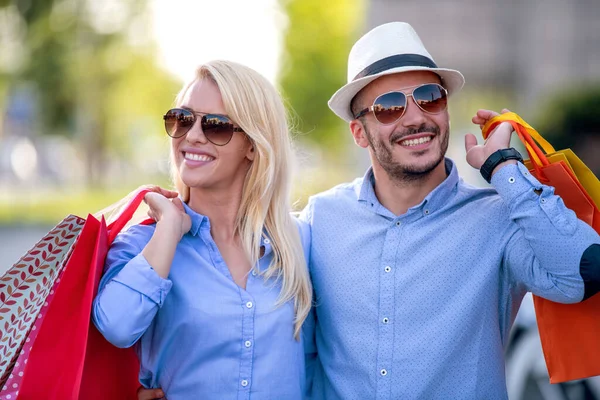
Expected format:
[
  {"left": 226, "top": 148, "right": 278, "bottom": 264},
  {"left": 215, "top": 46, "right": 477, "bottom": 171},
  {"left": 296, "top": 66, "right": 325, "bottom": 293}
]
[{"left": 364, "top": 122, "right": 449, "bottom": 184}]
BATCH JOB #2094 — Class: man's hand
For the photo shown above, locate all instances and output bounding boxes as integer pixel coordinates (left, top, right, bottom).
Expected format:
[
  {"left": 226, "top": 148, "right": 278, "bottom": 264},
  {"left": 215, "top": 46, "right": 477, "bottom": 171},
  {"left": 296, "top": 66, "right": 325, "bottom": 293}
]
[
  {"left": 137, "top": 386, "right": 166, "bottom": 400},
  {"left": 465, "top": 108, "right": 516, "bottom": 171}
]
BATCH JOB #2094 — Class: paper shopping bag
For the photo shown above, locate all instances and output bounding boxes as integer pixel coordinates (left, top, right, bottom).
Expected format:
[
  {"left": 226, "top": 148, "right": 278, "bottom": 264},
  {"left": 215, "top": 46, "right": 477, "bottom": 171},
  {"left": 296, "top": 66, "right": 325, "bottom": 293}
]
[
  {"left": 0, "top": 189, "right": 151, "bottom": 399},
  {"left": 0, "top": 216, "right": 85, "bottom": 389},
  {"left": 483, "top": 113, "right": 600, "bottom": 383}
]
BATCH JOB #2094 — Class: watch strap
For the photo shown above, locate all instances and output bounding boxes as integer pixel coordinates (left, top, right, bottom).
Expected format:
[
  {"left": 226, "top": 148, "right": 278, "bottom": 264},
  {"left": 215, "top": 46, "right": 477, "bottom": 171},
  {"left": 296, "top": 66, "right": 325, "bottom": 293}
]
[{"left": 480, "top": 147, "right": 524, "bottom": 183}]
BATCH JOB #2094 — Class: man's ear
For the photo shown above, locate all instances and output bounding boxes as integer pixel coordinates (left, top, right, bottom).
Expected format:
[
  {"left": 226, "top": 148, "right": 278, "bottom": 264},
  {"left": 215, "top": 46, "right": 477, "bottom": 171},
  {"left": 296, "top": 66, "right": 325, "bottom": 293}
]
[{"left": 350, "top": 119, "right": 370, "bottom": 148}]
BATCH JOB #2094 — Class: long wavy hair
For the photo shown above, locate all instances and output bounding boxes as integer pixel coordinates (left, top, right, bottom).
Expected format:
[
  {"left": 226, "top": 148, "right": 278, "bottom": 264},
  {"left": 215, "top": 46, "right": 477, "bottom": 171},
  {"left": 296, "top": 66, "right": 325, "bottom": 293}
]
[{"left": 171, "top": 60, "right": 311, "bottom": 337}]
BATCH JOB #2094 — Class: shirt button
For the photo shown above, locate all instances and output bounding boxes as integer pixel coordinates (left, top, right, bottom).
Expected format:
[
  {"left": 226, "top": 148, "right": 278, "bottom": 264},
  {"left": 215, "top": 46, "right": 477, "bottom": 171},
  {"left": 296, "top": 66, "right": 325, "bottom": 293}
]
[
  {"left": 540, "top": 198, "right": 546, "bottom": 204},
  {"left": 382, "top": 317, "right": 390, "bottom": 324},
  {"left": 395, "top": 221, "right": 401, "bottom": 226},
  {"left": 246, "top": 301, "right": 253, "bottom": 309},
  {"left": 508, "top": 177, "right": 516, "bottom": 183},
  {"left": 245, "top": 340, "right": 252, "bottom": 348},
  {"left": 384, "top": 266, "right": 391, "bottom": 273},
  {"left": 424, "top": 209, "right": 430, "bottom": 215},
  {"left": 263, "top": 238, "right": 270, "bottom": 244},
  {"left": 380, "top": 369, "right": 388, "bottom": 376},
  {"left": 241, "top": 379, "right": 249, "bottom": 387},
  {"left": 251, "top": 270, "right": 257, "bottom": 276}
]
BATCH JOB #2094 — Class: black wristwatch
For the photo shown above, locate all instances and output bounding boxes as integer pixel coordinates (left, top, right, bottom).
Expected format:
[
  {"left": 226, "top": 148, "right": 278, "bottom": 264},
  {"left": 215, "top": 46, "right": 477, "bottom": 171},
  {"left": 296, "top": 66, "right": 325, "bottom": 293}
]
[{"left": 480, "top": 147, "right": 523, "bottom": 183}]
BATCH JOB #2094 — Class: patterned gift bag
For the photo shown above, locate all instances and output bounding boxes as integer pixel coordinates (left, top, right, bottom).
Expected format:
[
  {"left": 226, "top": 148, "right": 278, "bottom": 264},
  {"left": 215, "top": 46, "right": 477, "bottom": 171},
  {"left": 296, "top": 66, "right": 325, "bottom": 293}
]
[
  {"left": 0, "top": 215, "right": 85, "bottom": 394},
  {"left": 0, "top": 189, "right": 150, "bottom": 399}
]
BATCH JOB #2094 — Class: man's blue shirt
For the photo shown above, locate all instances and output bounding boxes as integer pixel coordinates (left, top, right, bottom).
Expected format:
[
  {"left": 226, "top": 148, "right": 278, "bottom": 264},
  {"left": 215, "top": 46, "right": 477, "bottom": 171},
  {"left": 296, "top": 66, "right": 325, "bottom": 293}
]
[{"left": 300, "top": 159, "right": 599, "bottom": 399}]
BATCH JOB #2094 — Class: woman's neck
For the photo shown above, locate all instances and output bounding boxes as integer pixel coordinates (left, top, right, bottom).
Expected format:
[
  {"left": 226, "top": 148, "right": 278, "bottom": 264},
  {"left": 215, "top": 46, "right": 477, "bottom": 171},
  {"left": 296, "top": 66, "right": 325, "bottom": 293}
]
[{"left": 187, "top": 185, "right": 243, "bottom": 243}]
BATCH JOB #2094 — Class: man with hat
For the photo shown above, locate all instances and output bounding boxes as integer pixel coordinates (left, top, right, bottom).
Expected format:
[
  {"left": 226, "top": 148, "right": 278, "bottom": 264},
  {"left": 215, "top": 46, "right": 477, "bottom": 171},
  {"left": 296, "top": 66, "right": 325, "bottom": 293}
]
[
  {"left": 301, "top": 21, "right": 600, "bottom": 398},
  {"left": 136, "top": 21, "right": 600, "bottom": 400}
]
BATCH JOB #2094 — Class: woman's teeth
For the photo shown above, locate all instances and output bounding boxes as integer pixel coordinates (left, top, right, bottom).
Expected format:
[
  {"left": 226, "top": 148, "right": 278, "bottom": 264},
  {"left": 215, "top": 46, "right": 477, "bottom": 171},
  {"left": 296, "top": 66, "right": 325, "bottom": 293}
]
[
  {"left": 400, "top": 136, "right": 432, "bottom": 146},
  {"left": 184, "top": 152, "right": 214, "bottom": 162}
]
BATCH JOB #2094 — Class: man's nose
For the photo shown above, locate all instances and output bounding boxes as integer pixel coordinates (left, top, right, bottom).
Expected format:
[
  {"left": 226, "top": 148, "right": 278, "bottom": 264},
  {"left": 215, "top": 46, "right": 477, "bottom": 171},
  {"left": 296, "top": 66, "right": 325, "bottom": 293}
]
[{"left": 399, "top": 95, "right": 428, "bottom": 128}]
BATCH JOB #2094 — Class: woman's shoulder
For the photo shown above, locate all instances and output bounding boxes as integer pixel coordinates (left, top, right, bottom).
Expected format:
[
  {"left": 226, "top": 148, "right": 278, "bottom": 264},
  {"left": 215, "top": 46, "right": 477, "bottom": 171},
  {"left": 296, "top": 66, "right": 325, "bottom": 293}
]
[{"left": 111, "top": 222, "right": 157, "bottom": 250}]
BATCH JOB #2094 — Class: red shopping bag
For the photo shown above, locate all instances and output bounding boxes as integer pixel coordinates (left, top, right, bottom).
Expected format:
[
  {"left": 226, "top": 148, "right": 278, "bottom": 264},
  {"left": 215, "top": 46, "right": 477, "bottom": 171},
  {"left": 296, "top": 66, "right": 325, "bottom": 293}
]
[
  {"left": 0, "top": 216, "right": 86, "bottom": 391},
  {"left": 9, "top": 189, "right": 151, "bottom": 399},
  {"left": 483, "top": 113, "right": 600, "bottom": 383}
]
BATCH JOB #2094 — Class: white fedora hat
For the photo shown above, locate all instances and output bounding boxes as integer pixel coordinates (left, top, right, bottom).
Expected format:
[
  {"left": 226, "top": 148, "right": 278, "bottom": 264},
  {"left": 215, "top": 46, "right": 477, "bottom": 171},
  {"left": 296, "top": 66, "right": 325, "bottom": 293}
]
[{"left": 328, "top": 22, "right": 465, "bottom": 122}]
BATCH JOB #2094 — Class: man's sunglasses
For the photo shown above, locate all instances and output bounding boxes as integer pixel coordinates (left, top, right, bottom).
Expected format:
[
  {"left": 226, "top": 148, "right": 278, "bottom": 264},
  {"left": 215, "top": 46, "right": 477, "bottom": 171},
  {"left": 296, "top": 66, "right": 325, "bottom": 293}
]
[
  {"left": 163, "top": 108, "right": 244, "bottom": 146},
  {"left": 354, "top": 83, "right": 448, "bottom": 125}
]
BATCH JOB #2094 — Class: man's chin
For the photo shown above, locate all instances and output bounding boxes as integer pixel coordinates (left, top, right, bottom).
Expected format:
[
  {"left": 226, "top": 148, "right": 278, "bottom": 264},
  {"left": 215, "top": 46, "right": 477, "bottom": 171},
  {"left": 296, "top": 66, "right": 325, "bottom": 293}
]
[{"left": 395, "top": 155, "right": 445, "bottom": 178}]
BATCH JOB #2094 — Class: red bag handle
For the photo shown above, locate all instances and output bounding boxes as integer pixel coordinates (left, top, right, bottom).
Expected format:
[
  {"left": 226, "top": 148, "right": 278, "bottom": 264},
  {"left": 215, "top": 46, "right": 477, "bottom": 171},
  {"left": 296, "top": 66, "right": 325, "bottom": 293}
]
[{"left": 106, "top": 189, "right": 151, "bottom": 243}]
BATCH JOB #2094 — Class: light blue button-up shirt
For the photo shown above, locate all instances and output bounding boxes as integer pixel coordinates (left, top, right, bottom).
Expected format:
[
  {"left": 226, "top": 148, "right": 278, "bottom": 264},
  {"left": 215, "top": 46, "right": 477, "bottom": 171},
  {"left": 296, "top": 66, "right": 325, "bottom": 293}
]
[
  {"left": 300, "top": 159, "right": 599, "bottom": 399},
  {"left": 93, "top": 203, "right": 311, "bottom": 400}
]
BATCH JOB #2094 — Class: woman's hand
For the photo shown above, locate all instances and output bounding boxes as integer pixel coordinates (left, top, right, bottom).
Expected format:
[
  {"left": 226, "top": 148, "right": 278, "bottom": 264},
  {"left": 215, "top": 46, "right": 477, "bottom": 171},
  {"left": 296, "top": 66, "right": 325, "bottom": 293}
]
[
  {"left": 140, "top": 186, "right": 191, "bottom": 279},
  {"left": 143, "top": 187, "right": 191, "bottom": 241},
  {"left": 137, "top": 386, "right": 166, "bottom": 400}
]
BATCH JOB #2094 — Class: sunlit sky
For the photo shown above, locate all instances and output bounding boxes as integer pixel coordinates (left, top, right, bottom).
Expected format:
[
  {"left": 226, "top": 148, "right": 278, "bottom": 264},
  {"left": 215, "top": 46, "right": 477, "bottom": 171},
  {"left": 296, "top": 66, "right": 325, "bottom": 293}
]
[{"left": 150, "top": 0, "right": 285, "bottom": 84}]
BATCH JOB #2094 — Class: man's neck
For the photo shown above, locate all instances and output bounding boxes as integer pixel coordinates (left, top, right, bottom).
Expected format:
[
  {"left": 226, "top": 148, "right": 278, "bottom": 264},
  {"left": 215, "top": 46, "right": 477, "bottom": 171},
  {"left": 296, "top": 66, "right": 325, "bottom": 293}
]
[{"left": 371, "top": 161, "right": 448, "bottom": 216}]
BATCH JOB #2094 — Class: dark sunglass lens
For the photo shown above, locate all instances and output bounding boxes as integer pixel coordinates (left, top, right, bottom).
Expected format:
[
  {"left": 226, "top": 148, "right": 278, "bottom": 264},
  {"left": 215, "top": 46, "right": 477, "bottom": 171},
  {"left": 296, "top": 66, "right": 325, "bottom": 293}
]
[
  {"left": 413, "top": 84, "right": 447, "bottom": 114},
  {"left": 373, "top": 92, "right": 407, "bottom": 124},
  {"left": 201, "top": 114, "right": 235, "bottom": 145},
  {"left": 164, "top": 108, "right": 194, "bottom": 137}
]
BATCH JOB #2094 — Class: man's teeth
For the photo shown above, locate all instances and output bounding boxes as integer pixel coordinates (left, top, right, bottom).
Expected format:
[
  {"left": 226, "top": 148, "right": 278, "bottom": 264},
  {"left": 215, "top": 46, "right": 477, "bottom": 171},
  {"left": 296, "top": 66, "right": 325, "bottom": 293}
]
[
  {"left": 185, "top": 152, "right": 214, "bottom": 162},
  {"left": 400, "top": 136, "right": 432, "bottom": 146}
]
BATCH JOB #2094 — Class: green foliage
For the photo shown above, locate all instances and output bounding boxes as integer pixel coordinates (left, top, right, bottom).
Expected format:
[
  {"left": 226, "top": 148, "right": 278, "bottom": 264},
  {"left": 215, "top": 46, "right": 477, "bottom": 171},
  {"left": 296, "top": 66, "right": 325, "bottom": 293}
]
[
  {"left": 533, "top": 85, "right": 600, "bottom": 149},
  {"left": 0, "top": 0, "right": 181, "bottom": 186},
  {"left": 279, "top": 0, "right": 364, "bottom": 153}
]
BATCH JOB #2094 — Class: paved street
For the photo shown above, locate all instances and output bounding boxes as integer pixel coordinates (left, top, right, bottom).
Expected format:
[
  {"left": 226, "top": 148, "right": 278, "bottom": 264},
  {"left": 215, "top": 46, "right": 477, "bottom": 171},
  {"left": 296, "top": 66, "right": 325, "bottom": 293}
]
[{"left": 0, "top": 225, "right": 54, "bottom": 274}]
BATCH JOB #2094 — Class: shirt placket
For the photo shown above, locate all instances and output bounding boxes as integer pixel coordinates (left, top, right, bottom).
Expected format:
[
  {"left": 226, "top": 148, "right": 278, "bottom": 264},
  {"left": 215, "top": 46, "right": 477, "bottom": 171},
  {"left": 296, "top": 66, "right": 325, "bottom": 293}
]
[
  {"left": 375, "top": 219, "right": 401, "bottom": 400},
  {"left": 237, "top": 291, "right": 255, "bottom": 400},
  {"left": 237, "top": 241, "right": 269, "bottom": 400}
]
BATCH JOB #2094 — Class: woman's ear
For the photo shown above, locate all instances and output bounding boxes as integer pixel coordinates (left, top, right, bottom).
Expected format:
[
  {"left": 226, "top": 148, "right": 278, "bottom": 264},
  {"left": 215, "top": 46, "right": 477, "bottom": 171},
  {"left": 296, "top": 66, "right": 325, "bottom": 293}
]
[{"left": 245, "top": 143, "right": 256, "bottom": 161}]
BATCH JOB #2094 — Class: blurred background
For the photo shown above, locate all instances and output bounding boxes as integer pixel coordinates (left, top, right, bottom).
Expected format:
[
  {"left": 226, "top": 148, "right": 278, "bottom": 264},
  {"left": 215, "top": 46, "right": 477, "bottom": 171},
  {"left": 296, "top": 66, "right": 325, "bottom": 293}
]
[{"left": 0, "top": 0, "right": 599, "bottom": 397}]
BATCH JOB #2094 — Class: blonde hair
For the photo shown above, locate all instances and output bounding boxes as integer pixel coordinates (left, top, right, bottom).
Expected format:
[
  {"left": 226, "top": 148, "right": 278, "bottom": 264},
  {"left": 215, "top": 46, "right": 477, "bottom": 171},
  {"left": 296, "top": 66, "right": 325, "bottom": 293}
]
[{"left": 171, "top": 60, "right": 311, "bottom": 337}]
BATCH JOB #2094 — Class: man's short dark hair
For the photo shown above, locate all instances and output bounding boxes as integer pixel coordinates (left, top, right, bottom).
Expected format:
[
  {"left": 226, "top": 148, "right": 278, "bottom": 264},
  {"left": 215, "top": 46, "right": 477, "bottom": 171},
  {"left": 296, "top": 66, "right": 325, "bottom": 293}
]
[{"left": 350, "top": 90, "right": 366, "bottom": 120}]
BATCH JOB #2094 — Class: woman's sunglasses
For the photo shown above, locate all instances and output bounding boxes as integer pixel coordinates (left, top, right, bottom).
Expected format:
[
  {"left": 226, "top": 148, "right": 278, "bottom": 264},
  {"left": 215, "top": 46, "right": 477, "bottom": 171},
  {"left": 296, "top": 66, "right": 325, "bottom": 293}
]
[
  {"left": 354, "top": 83, "right": 448, "bottom": 125},
  {"left": 163, "top": 108, "right": 244, "bottom": 146}
]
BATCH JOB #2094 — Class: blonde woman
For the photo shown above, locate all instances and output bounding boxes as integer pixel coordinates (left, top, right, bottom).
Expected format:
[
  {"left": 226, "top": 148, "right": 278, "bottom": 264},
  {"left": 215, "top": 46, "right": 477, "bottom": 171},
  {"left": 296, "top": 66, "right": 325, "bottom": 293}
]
[{"left": 92, "top": 60, "right": 313, "bottom": 399}]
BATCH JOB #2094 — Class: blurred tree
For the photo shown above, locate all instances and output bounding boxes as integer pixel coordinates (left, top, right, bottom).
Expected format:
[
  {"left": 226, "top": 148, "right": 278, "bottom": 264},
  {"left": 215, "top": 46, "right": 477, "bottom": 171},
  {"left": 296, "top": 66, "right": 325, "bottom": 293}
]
[
  {"left": 278, "top": 0, "right": 364, "bottom": 153},
  {"left": 0, "top": 0, "right": 180, "bottom": 186},
  {"left": 534, "top": 86, "right": 600, "bottom": 176}
]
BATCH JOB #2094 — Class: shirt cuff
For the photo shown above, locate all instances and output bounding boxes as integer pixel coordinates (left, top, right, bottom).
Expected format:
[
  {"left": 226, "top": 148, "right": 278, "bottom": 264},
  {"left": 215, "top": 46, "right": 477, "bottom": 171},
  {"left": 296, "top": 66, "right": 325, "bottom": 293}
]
[
  {"left": 490, "top": 162, "right": 544, "bottom": 202},
  {"left": 113, "top": 253, "right": 173, "bottom": 307}
]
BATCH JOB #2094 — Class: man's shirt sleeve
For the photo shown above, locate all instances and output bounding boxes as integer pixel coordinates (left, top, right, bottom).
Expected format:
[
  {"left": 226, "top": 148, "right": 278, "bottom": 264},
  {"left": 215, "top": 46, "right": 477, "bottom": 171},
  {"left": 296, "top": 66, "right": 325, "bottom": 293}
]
[{"left": 494, "top": 163, "right": 600, "bottom": 302}]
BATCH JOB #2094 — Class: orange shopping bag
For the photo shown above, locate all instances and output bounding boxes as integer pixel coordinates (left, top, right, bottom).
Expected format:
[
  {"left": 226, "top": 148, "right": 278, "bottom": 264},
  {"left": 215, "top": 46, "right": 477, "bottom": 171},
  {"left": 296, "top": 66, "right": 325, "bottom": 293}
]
[{"left": 483, "top": 113, "right": 600, "bottom": 383}]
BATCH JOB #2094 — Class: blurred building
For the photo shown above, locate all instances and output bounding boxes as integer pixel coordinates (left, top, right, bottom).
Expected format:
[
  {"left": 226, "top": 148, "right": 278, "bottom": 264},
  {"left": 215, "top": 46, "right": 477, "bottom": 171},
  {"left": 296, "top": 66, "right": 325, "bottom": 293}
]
[{"left": 366, "top": 0, "right": 600, "bottom": 112}]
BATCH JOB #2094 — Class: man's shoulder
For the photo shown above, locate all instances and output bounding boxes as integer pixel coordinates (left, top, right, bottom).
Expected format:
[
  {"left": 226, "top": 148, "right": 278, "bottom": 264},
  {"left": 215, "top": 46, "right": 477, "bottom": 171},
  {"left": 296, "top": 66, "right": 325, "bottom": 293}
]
[
  {"left": 309, "top": 177, "right": 363, "bottom": 204},
  {"left": 454, "top": 176, "right": 506, "bottom": 209}
]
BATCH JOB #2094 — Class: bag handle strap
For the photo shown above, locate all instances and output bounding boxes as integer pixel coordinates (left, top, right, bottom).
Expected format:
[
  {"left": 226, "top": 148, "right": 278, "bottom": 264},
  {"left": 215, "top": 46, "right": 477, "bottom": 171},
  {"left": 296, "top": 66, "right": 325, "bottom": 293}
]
[
  {"left": 106, "top": 189, "right": 151, "bottom": 243},
  {"left": 481, "top": 112, "right": 554, "bottom": 180}
]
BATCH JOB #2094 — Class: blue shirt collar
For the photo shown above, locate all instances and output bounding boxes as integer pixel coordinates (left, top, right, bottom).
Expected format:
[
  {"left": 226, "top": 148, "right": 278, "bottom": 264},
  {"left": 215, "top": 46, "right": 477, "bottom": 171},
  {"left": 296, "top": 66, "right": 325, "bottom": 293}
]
[
  {"left": 182, "top": 201, "right": 209, "bottom": 236},
  {"left": 358, "top": 158, "right": 459, "bottom": 217},
  {"left": 181, "top": 201, "right": 272, "bottom": 252}
]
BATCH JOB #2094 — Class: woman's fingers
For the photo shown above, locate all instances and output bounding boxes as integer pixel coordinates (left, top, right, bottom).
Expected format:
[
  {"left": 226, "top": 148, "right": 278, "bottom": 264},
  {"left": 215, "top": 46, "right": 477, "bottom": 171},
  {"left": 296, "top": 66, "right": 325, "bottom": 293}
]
[
  {"left": 137, "top": 386, "right": 165, "bottom": 400},
  {"left": 140, "top": 185, "right": 179, "bottom": 199}
]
